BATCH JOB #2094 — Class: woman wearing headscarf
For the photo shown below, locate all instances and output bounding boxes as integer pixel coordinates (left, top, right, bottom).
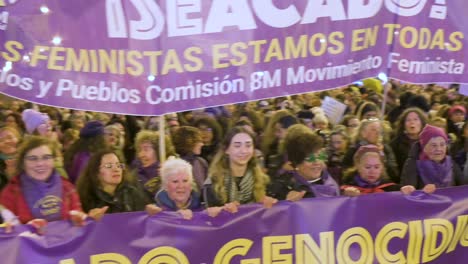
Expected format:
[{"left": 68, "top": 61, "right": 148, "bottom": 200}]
[{"left": 401, "top": 124, "right": 467, "bottom": 188}]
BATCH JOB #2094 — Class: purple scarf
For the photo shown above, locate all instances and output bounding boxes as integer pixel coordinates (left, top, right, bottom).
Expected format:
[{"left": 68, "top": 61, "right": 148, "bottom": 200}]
[
  {"left": 293, "top": 170, "right": 340, "bottom": 197},
  {"left": 20, "top": 170, "right": 63, "bottom": 221},
  {"left": 353, "top": 175, "right": 381, "bottom": 188},
  {"left": 416, "top": 157, "right": 454, "bottom": 187},
  {"left": 135, "top": 160, "right": 160, "bottom": 184}
]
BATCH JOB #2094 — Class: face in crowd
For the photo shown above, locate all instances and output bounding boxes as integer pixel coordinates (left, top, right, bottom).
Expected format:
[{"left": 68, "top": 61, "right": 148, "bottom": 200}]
[
  {"left": 98, "top": 153, "right": 124, "bottom": 189},
  {"left": 296, "top": 149, "right": 327, "bottom": 181},
  {"left": 225, "top": 132, "right": 254, "bottom": 168},
  {"left": 423, "top": 137, "right": 447, "bottom": 163},
  {"left": 357, "top": 152, "right": 383, "bottom": 184},
  {"left": 404, "top": 112, "right": 423, "bottom": 137},
  {"left": 23, "top": 145, "right": 55, "bottom": 181},
  {"left": 137, "top": 141, "right": 157, "bottom": 167},
  {"left": 165, "top": 170, "right": 192, "bottom": 207}
]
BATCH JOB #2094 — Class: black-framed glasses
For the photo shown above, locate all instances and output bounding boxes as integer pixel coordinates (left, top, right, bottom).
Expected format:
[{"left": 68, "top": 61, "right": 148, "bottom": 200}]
[
  {"left": 24, "top": 154, "right": 54, "bottom": 162},
  {"left": 100, "top": 162, "right": 125, "bottom": 169}
]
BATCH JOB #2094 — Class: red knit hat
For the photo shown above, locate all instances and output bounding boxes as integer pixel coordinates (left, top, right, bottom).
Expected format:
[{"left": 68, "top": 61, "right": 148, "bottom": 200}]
[
  {"left": 419, "top": 124, "right": 448, "bottom": 148},
  {"left": 448, "top": 105, "right": 466, "bottom": 116}
]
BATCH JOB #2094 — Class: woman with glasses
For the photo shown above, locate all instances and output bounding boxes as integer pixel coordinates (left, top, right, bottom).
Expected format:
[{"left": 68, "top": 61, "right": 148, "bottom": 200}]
[
  {"left": 401, "top": 125, "right": 467, "bottom": 188},
  {"left": 0, "top": 136, "right": 83, "bottom": 224},
  {"left": 77, "top": 149, "right": 150, "bottom": 214},
  {"left": 268, "top": 124, "right": 340, "bottom": 201}
]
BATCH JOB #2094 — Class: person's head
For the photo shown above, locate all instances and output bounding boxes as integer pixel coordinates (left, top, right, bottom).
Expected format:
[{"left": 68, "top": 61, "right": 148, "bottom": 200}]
[
  {"left": 296, "top": 110, "right": 315, "bottom": 130},
  {"left": 103, "top": 124, "right": 120, "bottom": 147},
  {"left": 341, "top": 114, "right": 360, "bottom": 138},
  {"left": 312, "top": 114, "right": 329, "bottom": 131},
  {"left": 62, "top": 128, "right": 79, "bottom": 152},
  {"left": 22, "top": 109, "right": 51, "bottom": 136},
  {"left": 395, "top": 107, "right": 428, "bottom": 139},
  {"left": 222, "top": 126, "right": 256, "bottom": 169},
  {"left": 286, "top": 127, "right": 325, "bottom": 180},
  {"left": 448, "top": 105, "right": 466, "bottom": 123},
  {"left": 419, "top": 125, "right": 448, "bottom": 162},
  {"left": 357, "top": 102, "right": 379, "bottom": 120},
  {"left": 4, "top": 112, "right": 25, "bottom": 132},
  {"left": 172, "top": 126, "right": 203, "bottom": 156},
  {"left": 161, "top": 157, "right": 193, "bottom": 207},
  {"left": 194, "top": 117, "right": 223, "bottom": 146},
  {"left": 353, "top": 144, "right": 384, "bottom": 184},
  {"left": 17, "top": 136, "right": 57, "bottom": 181},
  {"left": 80, "top": 150, "right": 127, "bottom": 193},
  {"left": 135, "top": 130, "right": 175, "bottom": 167},
  {"left": 79, "top": 120, "right": 105, "bottom": 139},
  {"left": 329, "top": 129, "right": 349, "bottom": 153},
  {"left": 357, "top": 118, "right": 381, "bottom": 144},
  {"left": 0, "top": 126, "right": 20, "bottom": 155},
  {"left": 69, "top": 113, "right": 87, "bottom": 130},
  {"left": 274, "top": 115, "right": 298, "bottom": 140}
]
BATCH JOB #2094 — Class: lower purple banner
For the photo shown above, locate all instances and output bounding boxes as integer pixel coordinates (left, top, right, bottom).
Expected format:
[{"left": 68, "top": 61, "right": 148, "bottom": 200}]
[{"left": 1, "top": 186, "right": 468, "bottom": 263}]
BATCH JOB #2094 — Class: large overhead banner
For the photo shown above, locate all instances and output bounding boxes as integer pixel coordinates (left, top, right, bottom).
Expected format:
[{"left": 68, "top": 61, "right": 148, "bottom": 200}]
[
  {"left": 1, "top": 187, "right": 468, "bottom": 263},
  {"left": 0, "top": 1, "right": 466, "bottom": 115}
]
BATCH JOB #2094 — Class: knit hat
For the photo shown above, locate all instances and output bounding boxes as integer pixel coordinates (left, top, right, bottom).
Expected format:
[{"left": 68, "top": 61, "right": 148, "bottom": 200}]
[
  {"left": 22, "top": 109, "right": 49, "bottom": 134},
  {"left": 419, "top": 124, "right": 448, "bottom": 148},
  {"left": 80, "top": 121, "right": 104, "bottom": 138},
  {"left": 448, "top": 105, "right": 466, "bottom": 116},
  {"left": 353, "top": 144, "right": 383, "bottom": 165}
]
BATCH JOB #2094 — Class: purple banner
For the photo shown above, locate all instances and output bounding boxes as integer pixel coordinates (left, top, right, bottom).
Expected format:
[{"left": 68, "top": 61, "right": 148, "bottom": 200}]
[
  {"left": 1, "top": 186, "right": 468, "bottom": 263},
  {"left": 0, "top": 1, "right": 467, "bottom": 115}
]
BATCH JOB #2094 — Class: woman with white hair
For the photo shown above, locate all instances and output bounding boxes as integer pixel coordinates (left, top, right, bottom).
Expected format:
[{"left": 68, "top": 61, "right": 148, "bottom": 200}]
[{"left": 145, "top": 157, "right": 202, "bottom": 219}]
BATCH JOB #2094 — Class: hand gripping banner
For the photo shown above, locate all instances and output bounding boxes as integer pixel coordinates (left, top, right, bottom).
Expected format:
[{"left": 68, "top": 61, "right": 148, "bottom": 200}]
[{"left": 1, "top": 186, "right": 468, "bottom": 263}]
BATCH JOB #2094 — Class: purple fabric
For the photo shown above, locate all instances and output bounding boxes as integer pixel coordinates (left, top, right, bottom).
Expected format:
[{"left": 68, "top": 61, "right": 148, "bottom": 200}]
[
  {"left": 181, "top": 154, "right": 208, "bottom": 191},
  {"left": 68, "top": 151, "right": 91, "bottom": 184},
  {"left": 416, "top": 157, "right": 454, "bottom": 187},
  {"left": 353, "top": 174, "right": 382, "bottom": 188},
  {"left": 133, "top": 159, "right": 159, "bottom": 185},
  {"left": 2, "top": 186, "right": 468, "bottom": 263},
  {"left": 20, "top": 170, "right": 63, "bottom": 221},
  {"left": 293, "top": 170, "right": 340, "bottom": 197}
]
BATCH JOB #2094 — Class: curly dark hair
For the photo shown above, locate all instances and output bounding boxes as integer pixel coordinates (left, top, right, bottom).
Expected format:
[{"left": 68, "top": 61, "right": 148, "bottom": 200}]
[
  {"left": 285, "top": 126, "right": 324, "bottom": 167},
  {"left": 172, "top": 126, "right": 202, "bottom": 156}
]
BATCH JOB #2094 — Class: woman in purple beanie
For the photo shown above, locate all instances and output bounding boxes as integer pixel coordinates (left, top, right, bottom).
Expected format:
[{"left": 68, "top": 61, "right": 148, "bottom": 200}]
[
  {"left": 21, "top": 109, "right": 52, "bottom": 137},
  {"left": 401, "top": 124, "right": 467, "bottom": 188}
]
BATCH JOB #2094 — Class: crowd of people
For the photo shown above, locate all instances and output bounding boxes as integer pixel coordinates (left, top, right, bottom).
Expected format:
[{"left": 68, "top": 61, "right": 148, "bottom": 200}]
[{"left": 0, "top": 79, "right": 467, "bottom": 232}]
